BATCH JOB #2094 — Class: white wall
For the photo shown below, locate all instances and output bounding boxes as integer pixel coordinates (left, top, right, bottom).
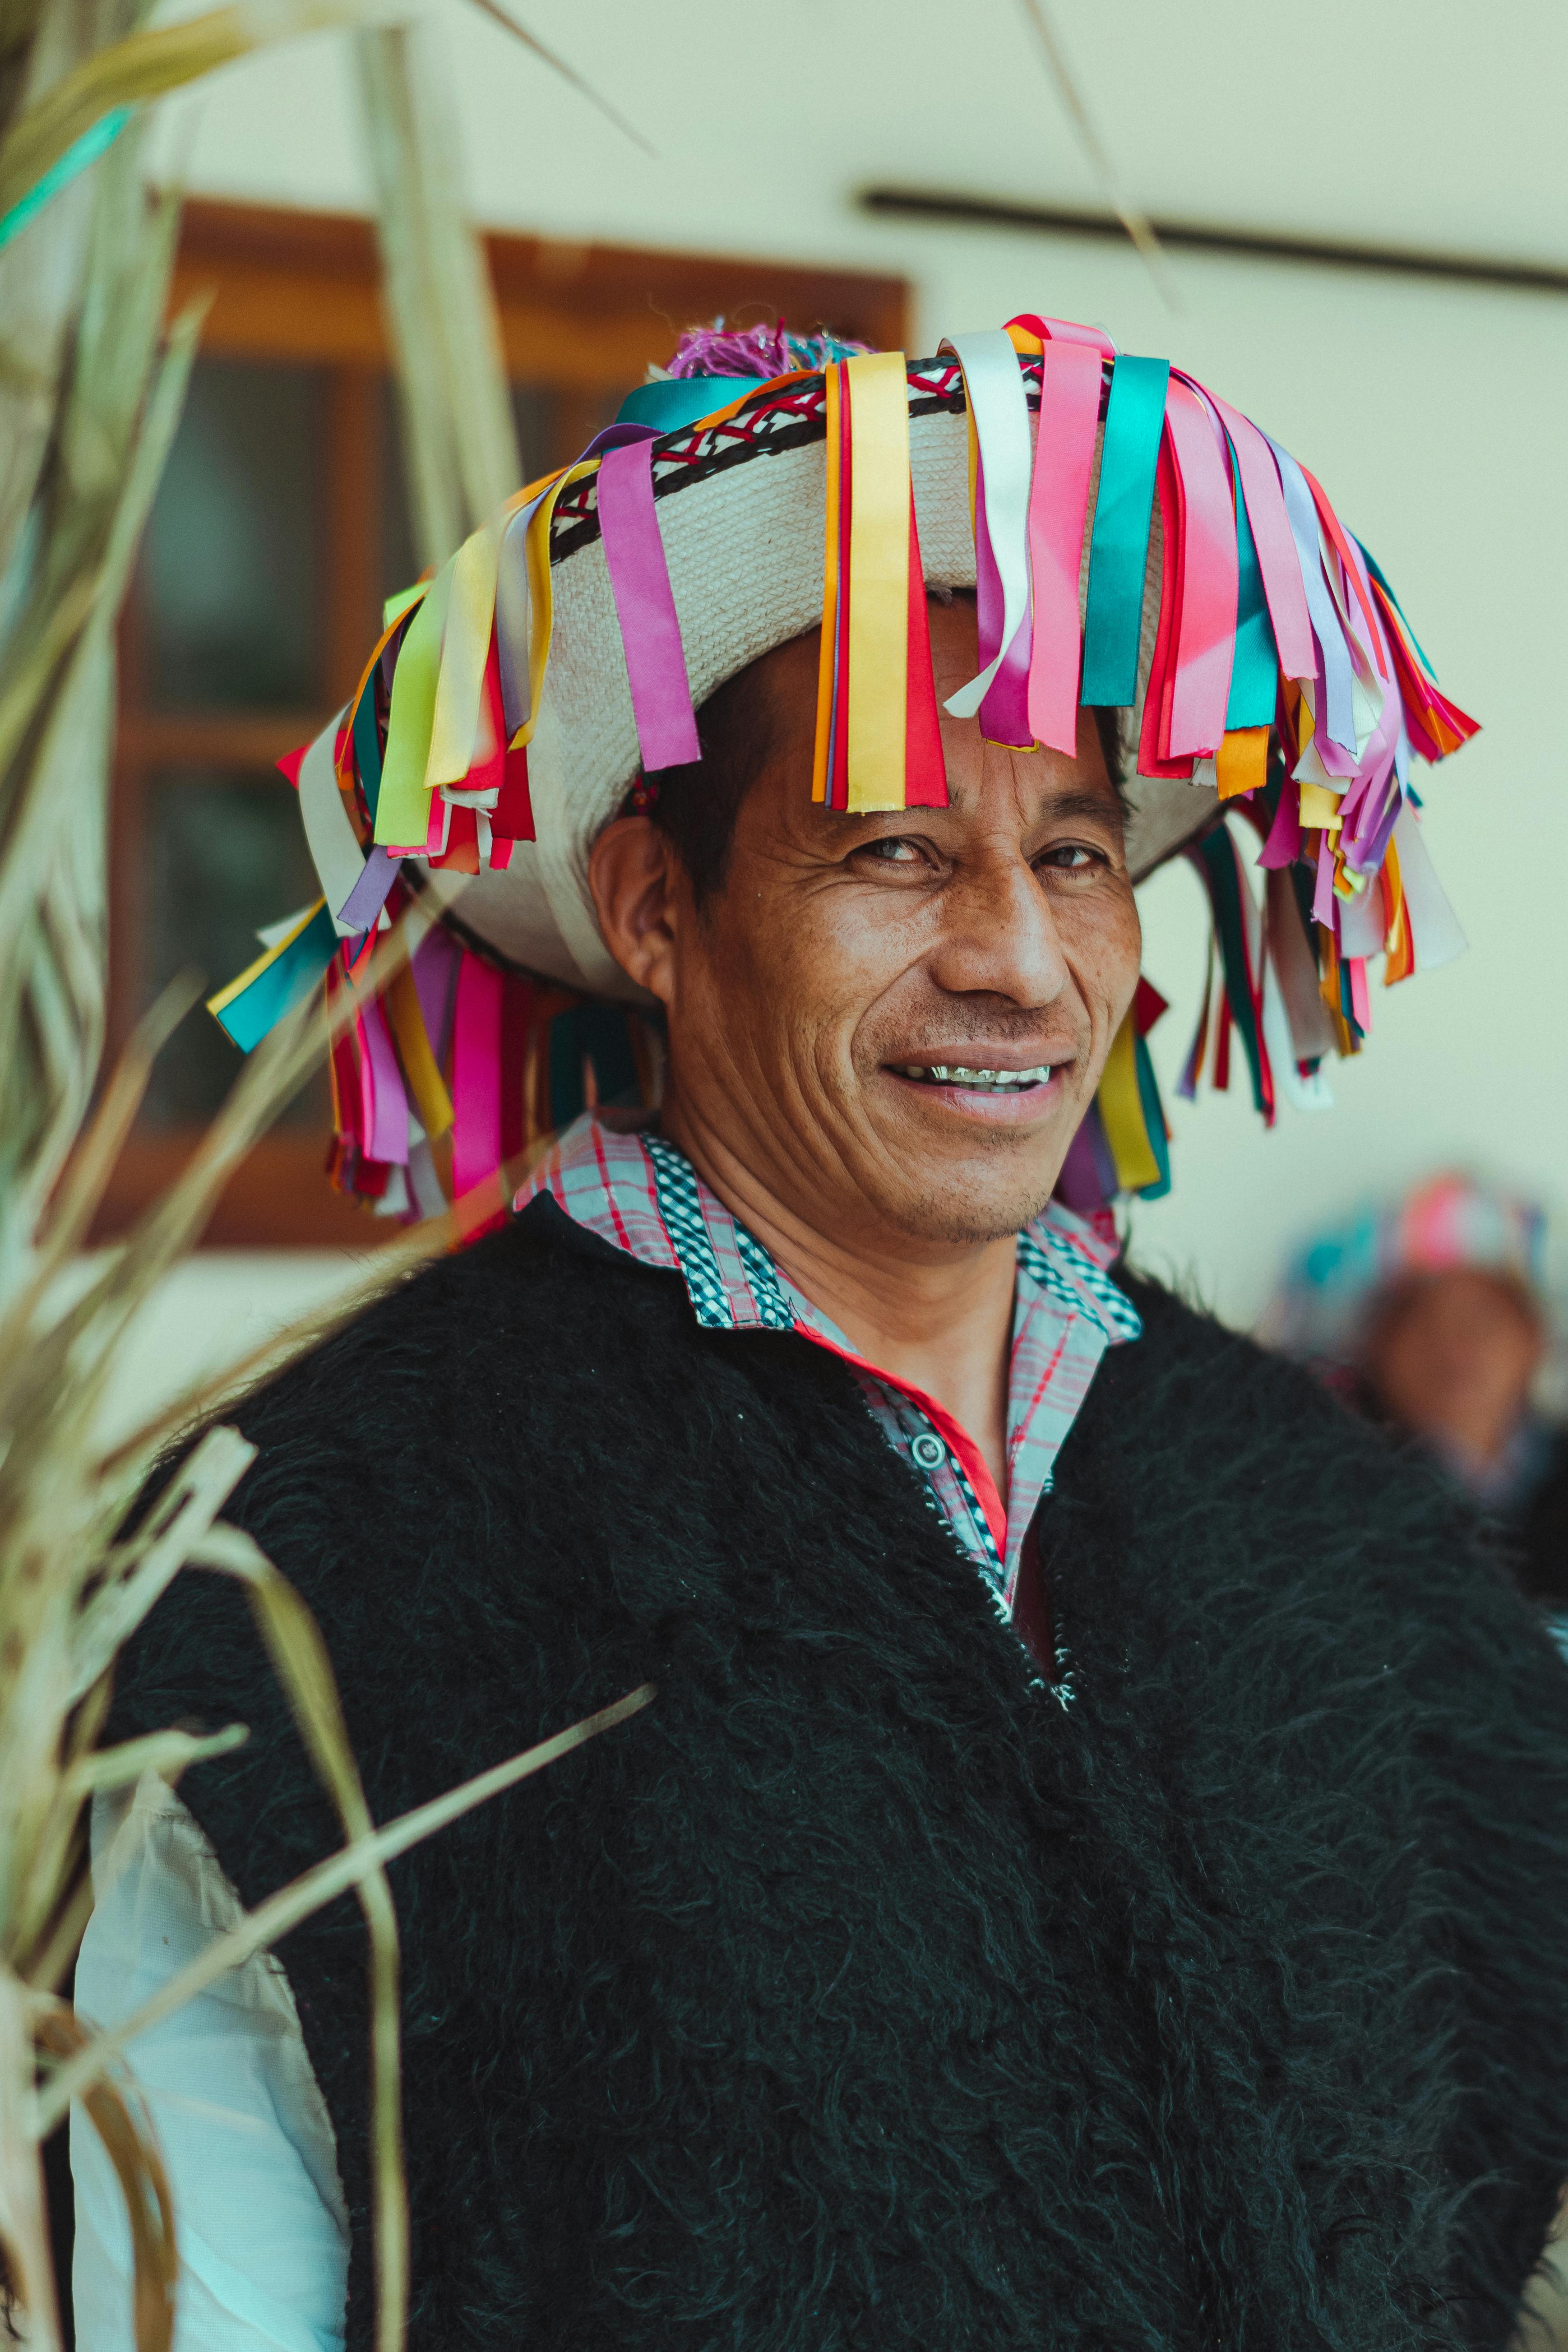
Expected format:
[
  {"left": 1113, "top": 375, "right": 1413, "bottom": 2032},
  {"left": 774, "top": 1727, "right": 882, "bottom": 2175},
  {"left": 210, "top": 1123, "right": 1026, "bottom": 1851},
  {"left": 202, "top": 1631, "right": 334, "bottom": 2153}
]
[{"left": 117, "top": 0, "right": 1568, "bottom": 1396}]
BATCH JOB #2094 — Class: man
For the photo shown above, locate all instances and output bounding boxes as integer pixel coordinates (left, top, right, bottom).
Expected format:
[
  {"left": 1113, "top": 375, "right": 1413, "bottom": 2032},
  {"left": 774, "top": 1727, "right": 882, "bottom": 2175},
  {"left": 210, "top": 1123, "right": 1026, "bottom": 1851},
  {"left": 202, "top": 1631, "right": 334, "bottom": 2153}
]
[{"left": 80, "top": 321, "right": 1568, "bottom": 2351}]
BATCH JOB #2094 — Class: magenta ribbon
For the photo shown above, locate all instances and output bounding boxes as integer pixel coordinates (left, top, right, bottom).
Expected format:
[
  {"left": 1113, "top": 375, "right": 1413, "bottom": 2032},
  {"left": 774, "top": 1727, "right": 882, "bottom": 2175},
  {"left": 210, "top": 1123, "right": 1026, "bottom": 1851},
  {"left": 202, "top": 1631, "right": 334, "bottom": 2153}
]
[
  {"left": 1258, "top": 777, "right": 1303, "bottom": 869},
  {"left": 975, "top": 450, "right": 1033, "bottom": 746},
  {"left": 1025, "top": 338, "right": 1102, "bottom": 757},
  {"left": 597, "top": 435, "right": 701, "bottom": 772},
  {"left": 451, "top": 953, "right": 504, "bottom": 1198},
  {"left": 1162, "top": 379, "right": 1238, "bottom": 759}
]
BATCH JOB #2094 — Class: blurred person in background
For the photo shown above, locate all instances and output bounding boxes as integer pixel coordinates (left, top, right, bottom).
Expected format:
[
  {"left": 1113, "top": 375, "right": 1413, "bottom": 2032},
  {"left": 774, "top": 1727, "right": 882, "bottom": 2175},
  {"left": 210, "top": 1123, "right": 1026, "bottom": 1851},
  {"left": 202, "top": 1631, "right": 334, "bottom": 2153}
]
[{"left": 1270, "top": 1174, "right": 1568, "bottom": 1635}]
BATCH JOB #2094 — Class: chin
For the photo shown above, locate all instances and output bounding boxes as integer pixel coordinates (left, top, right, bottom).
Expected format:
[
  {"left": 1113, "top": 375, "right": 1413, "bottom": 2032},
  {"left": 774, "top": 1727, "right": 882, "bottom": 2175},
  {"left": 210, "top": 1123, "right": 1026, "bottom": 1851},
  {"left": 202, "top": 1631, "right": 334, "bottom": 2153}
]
[{"left": 876, "top": 1169, "right": 1062, "bottom": 1249}]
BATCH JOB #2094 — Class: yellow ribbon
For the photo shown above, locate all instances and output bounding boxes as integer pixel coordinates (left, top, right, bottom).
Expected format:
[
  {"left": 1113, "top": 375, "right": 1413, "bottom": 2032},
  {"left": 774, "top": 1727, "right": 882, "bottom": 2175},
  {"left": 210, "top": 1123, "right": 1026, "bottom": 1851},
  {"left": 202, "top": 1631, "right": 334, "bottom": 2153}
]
[
  {"left": 426, "top": 521, "right": 503, "bottom": 789},
  {"left": 383, "top": 961, "right": 453, "bottom": 1139},
  {"left": 374, "top": 564, "right": 452, "bottom": 848},
  {"left": 844, "top": 349, "right": 911, "bottom": 813},
  {"left": 1096, "top": 1010, "right": 1161, "bottom": 1193}
]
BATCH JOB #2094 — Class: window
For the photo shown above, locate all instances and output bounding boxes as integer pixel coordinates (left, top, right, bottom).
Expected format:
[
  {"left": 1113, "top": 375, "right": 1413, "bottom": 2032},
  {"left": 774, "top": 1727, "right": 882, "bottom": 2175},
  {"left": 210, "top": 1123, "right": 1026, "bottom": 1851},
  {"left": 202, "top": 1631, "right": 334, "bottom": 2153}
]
[{"left": 99, "top": 202, "right": 909, "bottom": 1245}]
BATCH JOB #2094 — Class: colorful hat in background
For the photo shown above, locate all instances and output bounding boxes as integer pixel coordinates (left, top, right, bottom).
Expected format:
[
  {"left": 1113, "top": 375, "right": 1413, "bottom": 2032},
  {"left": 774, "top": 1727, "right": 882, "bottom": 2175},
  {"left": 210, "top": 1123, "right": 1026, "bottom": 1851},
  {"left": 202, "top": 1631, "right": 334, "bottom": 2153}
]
[
  {"left": 208, "top": 310, "right": 1479, "bottom": 1228},
  {"left": 1264, "top": 1173, "right": 1548, "bottom": 1369}
]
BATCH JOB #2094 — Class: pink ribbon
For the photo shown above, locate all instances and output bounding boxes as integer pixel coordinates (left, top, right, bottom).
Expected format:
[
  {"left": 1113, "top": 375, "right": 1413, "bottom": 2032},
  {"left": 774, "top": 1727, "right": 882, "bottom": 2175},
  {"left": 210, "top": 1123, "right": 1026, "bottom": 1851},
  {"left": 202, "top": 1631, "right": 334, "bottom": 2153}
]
[
  {"left": 597, "top": 436, "right": 701, "bottom": 772},
  {"left": 1025, "top": 338, "right": 1102, "bottom": 756},
  {"left": 1162, "top": 380, "right": 1238, "bottom": 759},
  {"left": 357, "top": 994, "right": 409, "bottom": 1165},
  {"left": 1204, "top": 390, "right": 1314, "bottom": 684},
  {"left": 451, "top": 953, "right": 504, "bottom": 1197}
]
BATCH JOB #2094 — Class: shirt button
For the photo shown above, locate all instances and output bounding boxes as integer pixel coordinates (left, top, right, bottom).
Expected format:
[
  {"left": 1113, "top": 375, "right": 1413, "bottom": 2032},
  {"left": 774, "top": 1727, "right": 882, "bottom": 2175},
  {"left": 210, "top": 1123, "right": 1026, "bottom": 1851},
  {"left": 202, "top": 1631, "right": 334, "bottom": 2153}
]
[{"left": 910, "top": 1433, "right": 947, "bottom": 1471}]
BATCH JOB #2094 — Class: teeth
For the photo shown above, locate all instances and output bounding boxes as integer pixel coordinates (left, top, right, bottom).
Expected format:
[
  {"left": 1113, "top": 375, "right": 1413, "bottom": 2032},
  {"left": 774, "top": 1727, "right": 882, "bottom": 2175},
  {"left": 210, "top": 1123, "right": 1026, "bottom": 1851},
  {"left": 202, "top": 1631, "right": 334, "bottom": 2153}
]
[{"left": 899, "top": 1064, "right": 1054, "bottom": 1088}]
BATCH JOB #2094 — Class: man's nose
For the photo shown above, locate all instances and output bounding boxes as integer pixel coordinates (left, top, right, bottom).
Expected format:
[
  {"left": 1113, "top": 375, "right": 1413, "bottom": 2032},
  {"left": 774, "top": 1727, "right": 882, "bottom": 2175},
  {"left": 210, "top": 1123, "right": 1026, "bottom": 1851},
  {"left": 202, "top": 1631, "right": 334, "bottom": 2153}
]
[{"left": 923, "top": 850, "right": 1069, "bottom": 1008}]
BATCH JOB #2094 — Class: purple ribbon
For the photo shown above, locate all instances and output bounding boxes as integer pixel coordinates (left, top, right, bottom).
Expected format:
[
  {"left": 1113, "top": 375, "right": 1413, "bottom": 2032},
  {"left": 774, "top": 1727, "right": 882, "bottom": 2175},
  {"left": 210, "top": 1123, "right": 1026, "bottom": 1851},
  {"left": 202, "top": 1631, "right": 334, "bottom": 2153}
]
[
  {"left": 337, "top": 843, "right": 398, "bottom": 933},
  {"left": 597, "top": 434, "right": 701, "bottom": 772}
]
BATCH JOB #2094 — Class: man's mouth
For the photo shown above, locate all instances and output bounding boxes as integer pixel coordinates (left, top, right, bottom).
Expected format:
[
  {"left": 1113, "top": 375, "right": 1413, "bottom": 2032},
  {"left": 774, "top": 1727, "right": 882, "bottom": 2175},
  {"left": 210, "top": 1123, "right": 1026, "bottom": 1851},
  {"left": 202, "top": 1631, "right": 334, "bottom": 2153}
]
[{"left": 894, "top": 1063, "right": 1055, "bottom": 1091}]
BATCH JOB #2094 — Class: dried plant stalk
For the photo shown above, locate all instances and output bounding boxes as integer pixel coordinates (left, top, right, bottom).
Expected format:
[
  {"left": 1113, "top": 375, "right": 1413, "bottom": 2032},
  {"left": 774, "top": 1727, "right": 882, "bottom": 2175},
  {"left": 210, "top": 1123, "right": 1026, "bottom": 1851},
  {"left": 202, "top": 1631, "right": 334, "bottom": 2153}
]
[
  {"left": 356, "top": 18, "right": 521, "bottom": 569},
  {"left": 0, "top": 3, "right": 654, "bottom": 2342}
]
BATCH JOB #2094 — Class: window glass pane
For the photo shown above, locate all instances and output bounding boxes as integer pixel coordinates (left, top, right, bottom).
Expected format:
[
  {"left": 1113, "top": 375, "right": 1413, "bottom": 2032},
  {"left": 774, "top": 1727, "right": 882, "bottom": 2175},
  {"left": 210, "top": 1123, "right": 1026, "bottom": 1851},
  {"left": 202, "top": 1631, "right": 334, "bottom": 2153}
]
[
  {"left": 511, "top": 383, "right": 562, "bottom": 482},
  {"left": 140, "top": 771, "right": 326, "bottom": 1131},
  {"left": 141, "top": 359, "right": 323, "bottom": 711}
]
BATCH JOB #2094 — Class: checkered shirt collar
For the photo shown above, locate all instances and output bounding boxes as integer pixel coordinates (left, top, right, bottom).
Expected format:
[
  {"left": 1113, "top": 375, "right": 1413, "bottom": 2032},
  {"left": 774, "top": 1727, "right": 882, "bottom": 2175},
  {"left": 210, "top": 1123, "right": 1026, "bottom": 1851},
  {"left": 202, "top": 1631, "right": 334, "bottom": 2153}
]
[{"left": 515, "top": 1114, "right": 1140, "bottom": 1350}]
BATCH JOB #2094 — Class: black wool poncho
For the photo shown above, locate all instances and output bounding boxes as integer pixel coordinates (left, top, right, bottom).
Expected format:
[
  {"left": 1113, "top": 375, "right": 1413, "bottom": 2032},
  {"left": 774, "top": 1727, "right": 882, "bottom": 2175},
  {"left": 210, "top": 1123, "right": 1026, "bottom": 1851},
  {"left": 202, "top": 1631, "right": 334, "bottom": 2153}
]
[{"left": 111, "top": 1199, "right": 1568, "bottom": 2352}]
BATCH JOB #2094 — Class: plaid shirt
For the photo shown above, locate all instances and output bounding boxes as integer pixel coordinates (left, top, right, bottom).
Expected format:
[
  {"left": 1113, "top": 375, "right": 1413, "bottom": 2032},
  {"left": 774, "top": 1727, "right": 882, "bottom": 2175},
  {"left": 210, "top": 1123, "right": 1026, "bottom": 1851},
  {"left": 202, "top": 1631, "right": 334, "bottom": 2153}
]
[{"left": 516, "top": 1114, "right": 1141, "bottom": 1627}]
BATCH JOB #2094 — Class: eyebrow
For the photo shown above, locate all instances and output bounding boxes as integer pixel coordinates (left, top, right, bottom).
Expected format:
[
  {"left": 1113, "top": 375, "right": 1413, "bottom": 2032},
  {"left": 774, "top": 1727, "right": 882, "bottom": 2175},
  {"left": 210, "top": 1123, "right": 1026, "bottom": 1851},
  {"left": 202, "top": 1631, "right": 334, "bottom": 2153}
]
[{"left": 1039, "top": 784, "right": 1127, "bottom": 835}]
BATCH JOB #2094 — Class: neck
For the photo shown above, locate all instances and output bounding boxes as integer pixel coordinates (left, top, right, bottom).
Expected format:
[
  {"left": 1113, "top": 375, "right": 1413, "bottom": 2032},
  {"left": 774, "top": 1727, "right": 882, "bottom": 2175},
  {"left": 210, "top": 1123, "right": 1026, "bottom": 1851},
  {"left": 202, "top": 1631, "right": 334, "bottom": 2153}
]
[{"left": 659, "top": 1100, "right": 1019, "bottom": 1504}]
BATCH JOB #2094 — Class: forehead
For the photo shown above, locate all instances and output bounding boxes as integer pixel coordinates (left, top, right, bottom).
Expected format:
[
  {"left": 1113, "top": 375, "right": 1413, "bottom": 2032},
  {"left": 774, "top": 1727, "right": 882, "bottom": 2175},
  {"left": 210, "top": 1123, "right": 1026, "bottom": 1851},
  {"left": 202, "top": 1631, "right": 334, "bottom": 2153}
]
[{"left": 745, "top": 600, "right": 1119, "bottom": 830}]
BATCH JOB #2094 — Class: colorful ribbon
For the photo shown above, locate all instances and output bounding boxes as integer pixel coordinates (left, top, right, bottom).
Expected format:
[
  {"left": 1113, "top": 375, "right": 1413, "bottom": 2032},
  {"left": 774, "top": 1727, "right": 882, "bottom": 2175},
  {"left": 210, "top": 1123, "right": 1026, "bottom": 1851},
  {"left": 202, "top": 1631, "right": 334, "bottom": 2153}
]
[
  {"left": 597, "top": 433, "right": 701, "bottom": 773},
  {"left": 1080, "top": 354, "right": 1169, "bottom": 708}
]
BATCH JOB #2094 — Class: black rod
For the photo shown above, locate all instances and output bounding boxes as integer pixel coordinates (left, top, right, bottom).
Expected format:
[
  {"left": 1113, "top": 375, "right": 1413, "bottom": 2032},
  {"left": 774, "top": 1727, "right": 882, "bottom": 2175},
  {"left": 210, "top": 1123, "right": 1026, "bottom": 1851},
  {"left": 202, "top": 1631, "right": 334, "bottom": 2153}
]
[{"left": 859, "top": 187, "right": 1568, "bottom": 299}]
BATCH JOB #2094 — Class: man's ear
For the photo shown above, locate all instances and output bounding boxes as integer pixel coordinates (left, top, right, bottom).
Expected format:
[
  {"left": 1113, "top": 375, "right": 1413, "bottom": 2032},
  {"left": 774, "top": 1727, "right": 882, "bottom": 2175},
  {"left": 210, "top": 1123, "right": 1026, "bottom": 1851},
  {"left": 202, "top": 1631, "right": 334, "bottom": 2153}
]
[{"left": 588, "top": 814, "right": 681, "bottom": 1004}]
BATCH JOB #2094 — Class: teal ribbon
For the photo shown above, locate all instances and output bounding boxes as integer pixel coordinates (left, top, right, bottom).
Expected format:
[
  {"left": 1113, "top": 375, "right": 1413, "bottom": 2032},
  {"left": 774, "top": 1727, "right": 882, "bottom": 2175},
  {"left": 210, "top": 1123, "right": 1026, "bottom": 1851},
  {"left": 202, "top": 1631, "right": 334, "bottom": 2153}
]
[
  {"left": 1195, "top": 828, "right": 1267, "bottom": 1116},
  {"left": 1132, "top": 1032, "right": 1171, "bottom": 1198},
  {"left": 0, "top": 106, "right": 131, "bottom": 251},
  {"left": 213, "top": 905, "right": 337, "bottom": 1052},
  {"left": 352, "top": 671, "right": 383, "bottom": 826},
  {"left": 614, "top": 377, "right": 764, "bottom": 435},
  {"left": 1080, "top": 354, "right": 1169, "bottom": 706},
  {"left": 1225, "top": 448, "right": 1279, "bottom": 729}
]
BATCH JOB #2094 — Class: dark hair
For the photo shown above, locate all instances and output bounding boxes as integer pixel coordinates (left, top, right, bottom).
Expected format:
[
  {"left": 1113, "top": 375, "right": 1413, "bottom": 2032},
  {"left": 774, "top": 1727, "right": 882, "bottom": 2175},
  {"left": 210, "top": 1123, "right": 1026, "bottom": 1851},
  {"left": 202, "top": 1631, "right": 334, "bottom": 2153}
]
[
  {"left": 640, "top": 636, "right": 1128, "bottom": 912},
  {"left": 646, "top": 652, "right": 779, "bottom": 910}
]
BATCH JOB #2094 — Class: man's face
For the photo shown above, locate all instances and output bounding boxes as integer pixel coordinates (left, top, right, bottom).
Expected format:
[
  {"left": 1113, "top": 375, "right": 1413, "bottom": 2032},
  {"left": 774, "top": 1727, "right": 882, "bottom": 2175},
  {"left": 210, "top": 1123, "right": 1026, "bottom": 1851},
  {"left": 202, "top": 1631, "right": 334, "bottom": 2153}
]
[{"left": 591, "top": 597, "right": 1142, "bottom": 1254}]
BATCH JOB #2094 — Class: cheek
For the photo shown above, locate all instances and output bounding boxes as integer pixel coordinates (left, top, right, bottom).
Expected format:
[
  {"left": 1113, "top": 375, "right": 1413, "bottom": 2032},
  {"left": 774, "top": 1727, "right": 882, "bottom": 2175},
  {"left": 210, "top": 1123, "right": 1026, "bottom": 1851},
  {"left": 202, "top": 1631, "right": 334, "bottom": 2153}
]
[
  {"left": 1060, "top": 884, "right": 1142, "bottom": 1016},
  {"left": 678, "top": 880, "right": 888, "bottom": 1084}
]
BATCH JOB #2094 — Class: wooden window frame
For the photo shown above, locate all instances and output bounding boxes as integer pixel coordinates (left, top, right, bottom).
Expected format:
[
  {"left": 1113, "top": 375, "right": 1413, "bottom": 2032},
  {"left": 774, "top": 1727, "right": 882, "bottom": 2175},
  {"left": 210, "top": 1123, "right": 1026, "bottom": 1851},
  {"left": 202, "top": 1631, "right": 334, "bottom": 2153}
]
[{"left": 99, "top": 201, "right": 909, "bottom": 1249}]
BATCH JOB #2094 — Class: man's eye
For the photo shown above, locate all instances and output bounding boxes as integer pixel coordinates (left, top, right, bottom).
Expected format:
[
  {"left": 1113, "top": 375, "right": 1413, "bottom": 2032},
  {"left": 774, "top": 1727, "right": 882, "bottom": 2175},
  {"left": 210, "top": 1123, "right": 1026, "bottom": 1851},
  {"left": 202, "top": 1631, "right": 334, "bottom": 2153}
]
[
  {"left": 860, "top": 836, "right": 926, "bottom": 865},
  {"left": 1038, "top": 843, "right": 1100, "bottom": 872}
]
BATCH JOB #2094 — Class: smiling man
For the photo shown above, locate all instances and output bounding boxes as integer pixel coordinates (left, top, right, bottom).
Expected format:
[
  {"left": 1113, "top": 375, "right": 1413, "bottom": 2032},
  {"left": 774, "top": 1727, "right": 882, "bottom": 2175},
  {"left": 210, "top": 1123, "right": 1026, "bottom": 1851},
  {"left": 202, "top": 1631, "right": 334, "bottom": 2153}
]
[{"left": 87, "top": 324, "right": 1568, "bottom": 2352}]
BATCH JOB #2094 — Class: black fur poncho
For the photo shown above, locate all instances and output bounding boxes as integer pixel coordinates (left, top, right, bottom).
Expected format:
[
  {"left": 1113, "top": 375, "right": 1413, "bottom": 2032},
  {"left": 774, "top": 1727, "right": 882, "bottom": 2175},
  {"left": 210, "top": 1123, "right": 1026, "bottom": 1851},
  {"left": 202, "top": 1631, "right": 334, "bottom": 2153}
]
[{"left": 112, "top": 1200, "right": 1568, "bottom": 2351}]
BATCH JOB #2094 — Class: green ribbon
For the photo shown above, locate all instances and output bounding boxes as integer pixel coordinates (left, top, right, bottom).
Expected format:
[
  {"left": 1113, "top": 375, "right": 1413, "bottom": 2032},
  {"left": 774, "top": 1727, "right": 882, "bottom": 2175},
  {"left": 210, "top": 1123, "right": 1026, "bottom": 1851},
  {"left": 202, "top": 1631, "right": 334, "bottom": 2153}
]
[
  {"left": 352, "top": 671, "right": 383, "bottom": 826},
  {"left": 1132, "top": 1032, "right": 1171, "bottom": 1198},
  {"left": 1080, "top": 354, "right": 1169, "bottom": 706},
  {"left": 1196, "top": 828, "right": 1267, "bottom": 1115}
]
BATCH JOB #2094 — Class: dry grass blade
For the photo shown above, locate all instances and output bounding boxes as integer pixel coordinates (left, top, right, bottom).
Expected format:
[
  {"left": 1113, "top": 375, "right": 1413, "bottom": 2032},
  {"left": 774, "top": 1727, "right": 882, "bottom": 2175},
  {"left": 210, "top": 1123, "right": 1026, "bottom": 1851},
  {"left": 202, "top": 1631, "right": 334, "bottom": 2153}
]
[
  {"left": 94, "top": 1206, "right": 453, "bottom": 1480},
  {"left": 34, "top": 2005, "right": 176, "bottom": 2352},
  {"left": 0, "top": 1970, "right": 60, "bottom": 2346},
  {"left": 67, "top": 1721, "right": 248, "bottom": 1796},
  {"left": 188, "top": 1523, "right": 408, "bottom": 2352},
  {"left": 356, "top": 22, "right": 521, "bottom": 566},
  {"left": 1013, "top": 0, "right": 1175, "bottom": 309},
  {"left": 0, "top": 0, "right": 404, "bottom": 222},
  {"left": 36, "top": 1682, "right": 657, "bottom": 2136},
  {"left": 36, "top": 970, "right": 203, "bottom": 1262},
  {"left": 67, "top": 1425, "right": 255, "bottom": 1704},
  {"left": 460, "top": 0, "right": 653, "bottom": 155},
  {"left": 0, "top": 969, "right": 203, "bottom": 1389}
]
